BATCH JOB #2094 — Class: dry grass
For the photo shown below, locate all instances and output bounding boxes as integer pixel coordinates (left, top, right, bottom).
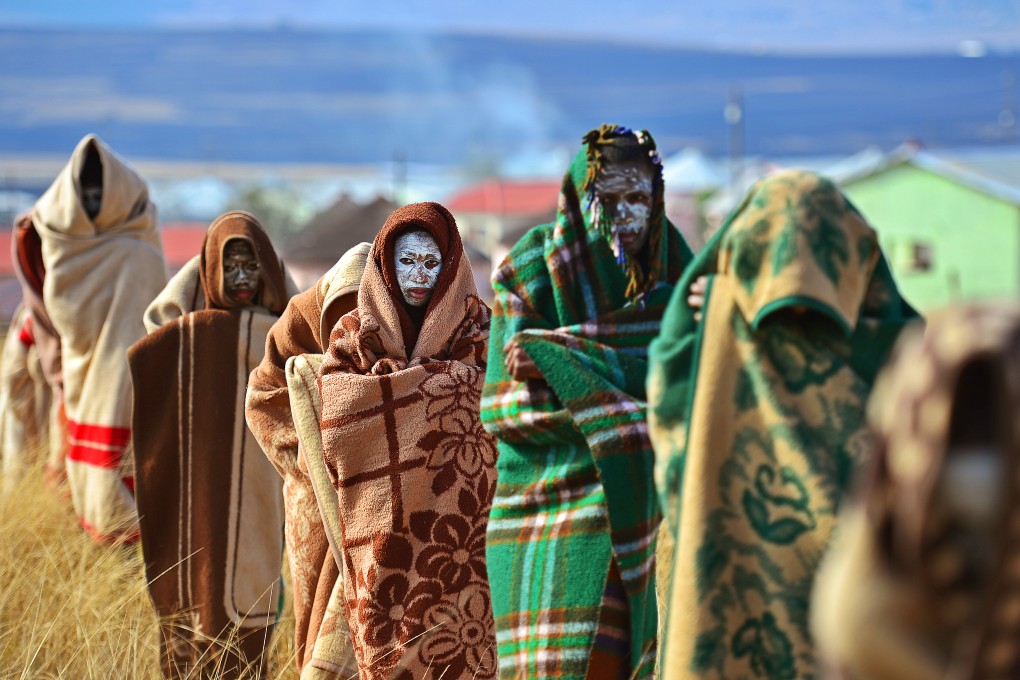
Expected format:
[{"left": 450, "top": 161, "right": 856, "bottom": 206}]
[{"left": 0, "top": 456, "right": 299, "bottom": 679}]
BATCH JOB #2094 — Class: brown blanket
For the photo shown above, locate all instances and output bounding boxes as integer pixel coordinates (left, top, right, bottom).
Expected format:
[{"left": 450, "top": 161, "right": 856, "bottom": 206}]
[
  {"left": 34, "top": 134, "right": 167, "bottom": 542},
  {"left": 317, "top": 203, "right": 498, "bottom": 680},
  {"left": 246, "top": 243, "right": 369, "bottom": 678},
  {"left": 130, "top": 212, "right": 288, "bottom": 678}
]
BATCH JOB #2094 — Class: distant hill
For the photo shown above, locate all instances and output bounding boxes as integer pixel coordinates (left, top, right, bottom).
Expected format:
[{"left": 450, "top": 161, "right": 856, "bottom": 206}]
[{"left": 1, "top": 28, "right": 1017, "bottom": 169}]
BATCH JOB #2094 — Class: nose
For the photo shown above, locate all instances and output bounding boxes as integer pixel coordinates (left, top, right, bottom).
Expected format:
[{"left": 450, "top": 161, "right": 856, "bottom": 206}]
[
  {"left": 616, "top": 200, "right": 633, "bottom": 220},
  {"left": 412, "top": 266, "right": 429, "bottom": 284}
]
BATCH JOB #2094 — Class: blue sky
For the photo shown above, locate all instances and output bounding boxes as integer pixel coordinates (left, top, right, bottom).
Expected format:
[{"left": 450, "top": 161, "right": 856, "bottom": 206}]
[{"left": 3, "top": 0, "right": 1018, "bottom": 53}]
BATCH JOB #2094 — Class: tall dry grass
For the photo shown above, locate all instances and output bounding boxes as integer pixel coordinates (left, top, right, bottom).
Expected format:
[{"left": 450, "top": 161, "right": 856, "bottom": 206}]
[{"left": 0, "top": 455, "right": 299, "bottom": 679}]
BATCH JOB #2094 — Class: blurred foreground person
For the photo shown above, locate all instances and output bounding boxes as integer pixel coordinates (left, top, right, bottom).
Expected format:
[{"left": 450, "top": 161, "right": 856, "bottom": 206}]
[
  {"left": 33, "top": 134, "right": 167, "bottom": 543},
  {"left": 0, "top": 304, "right": 51, "bottom": 495},
  {"left": 129, "top": 211, "right": 291, "bottom": 679},
  {"left": 295, "top": 202, "right": 497, "bottom": 679},
  {"left": 813, "top": 304, "right": 1020, "bottom": 680},
  {"left": 647, "top": 170, "right": 918, "bottom": 679},
  {"left": 246, "top": 242, "right": 369, "bottom": 679},
  {"left": 482, "top": 125, "right": 692, "bottom": 680}
]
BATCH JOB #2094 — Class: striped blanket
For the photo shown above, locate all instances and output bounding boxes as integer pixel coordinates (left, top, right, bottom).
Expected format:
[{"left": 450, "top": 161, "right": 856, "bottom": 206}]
[
  {"left": 246, "top": 243, "right": 369, "bottom": 679},
  {"left": 12, "top": 212, "right": 66, "bottom": 485},
  {"left": 33, "top": 134, "right": 167, "bottom": 542},
  {"left": 0, "top": 305, "right": 52, "bottom": 494},
  {"left": 480, "top": 126, "right": 692, "bottom": 679},
  {"left": 317, "top": 202, "right": 498, "bottom": 680},
  {"left": 647, "top": 170, "right": 919, "bottom": 680},
  {"left": 130, "top": 212, "right": 289, "bottom": 678}
]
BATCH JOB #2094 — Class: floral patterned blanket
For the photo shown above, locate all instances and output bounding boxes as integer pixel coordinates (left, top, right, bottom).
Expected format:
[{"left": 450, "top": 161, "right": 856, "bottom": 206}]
[{"left": 317, "top": 203, "right": 498, "bottom": 680}]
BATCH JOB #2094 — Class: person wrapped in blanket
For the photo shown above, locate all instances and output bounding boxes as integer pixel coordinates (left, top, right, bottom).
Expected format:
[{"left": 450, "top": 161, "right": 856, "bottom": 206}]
[
  {"left": 309, "top": 202, "right": 498, "bottom": 680},
  {"left": 32, "top": 134, "right": 167, "bottom": 543},
  {"left": 481, "top": 124, "right": 693, "bottom": 680},
  {"left": 812, "top": 304, "right": 1020, "bottom": 680},
  {"left": 647, "top": 170, "right": 919, "bottom": 680},
  {"left": 246, "top": 242, "right": 370, "bottom": 680},
  {"left": 129, "top": 211, "right": 292, "bottom": 679}
]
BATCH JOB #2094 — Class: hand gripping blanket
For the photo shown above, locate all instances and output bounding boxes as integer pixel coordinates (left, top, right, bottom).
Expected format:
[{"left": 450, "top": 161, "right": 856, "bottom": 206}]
[
  {"left": 33, "top": 134, "right": 167, "bottom": 542},
  {"left": 11, "top": 211, "right": 66, "bottom": 485},
  {"left": 315, "top": 202, "right": 498, "bottom": 680},
  {"left": 129, "top": 211, "right": 289, "bottom": 678},
  {"left": 647, "top": 170, "right": 919, "bottom": 680},
  {"left": 0, "top": 305, "right": 52, "bottom": 495},
  {"left": 812, "top": 305, "right": 1020, "bottom": 680},
  {"left": 246, "top": 243, "right": 369, "bottom": 679},
  {"left": 480, "top": 126, "right": 692, "bottom": 680}
]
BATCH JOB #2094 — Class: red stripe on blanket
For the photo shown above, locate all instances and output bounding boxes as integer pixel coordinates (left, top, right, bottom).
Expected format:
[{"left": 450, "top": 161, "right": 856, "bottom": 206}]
[
  {"left": 67, "top": 442, "right": 122, "bottom": 468},
  {"left": 68, "top": 421, "right": 131, "bottom": 447},
  {"left": 79, "top": 516, "right": 140, "bottom": 545},
  {"left": 18, "top": 316, "right": 34, "bottom": 347}
]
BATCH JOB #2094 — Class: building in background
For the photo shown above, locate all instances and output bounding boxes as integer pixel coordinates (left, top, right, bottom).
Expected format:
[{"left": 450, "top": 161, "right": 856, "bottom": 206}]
[{"left": 833, "top": 144, "right": 1020, "bottom": 313}]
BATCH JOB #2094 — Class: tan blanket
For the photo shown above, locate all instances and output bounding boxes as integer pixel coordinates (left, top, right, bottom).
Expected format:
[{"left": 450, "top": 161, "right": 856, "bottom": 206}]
[
  {"left": 0, "top": 305, "right": 52, "bottom": 495},
  {"left": 246, "top": 243, "right": 369, "bottom": 679},
  {"left": 13, "top": 211, "right": 67, "bottom": 485},
  {"left": 33, "top": 134, "right": 167, "bottom": 542},
  {"left": 317, "top": 202, "right": 498, "bottom": 680},
  {"left": 130, "top": 211, "right": 289, "bottom": 678}
]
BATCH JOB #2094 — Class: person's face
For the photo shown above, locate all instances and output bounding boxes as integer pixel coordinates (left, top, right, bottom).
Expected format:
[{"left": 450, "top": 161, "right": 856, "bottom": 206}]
[
  {"left": 594, "top": 160, "right": 654, "bottom": 257},
  {"left": 394, "top": 229, "right": 442, "bottom": 307},
  {"left": 81, "top": 185, "right": 102, "bottom": 220},
  {"left": 222, "top": 240, "right": 261, "bottom": 307}
]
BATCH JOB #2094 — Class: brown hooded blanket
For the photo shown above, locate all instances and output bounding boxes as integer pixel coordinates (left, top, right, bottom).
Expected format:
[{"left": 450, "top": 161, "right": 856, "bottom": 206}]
[
  {"left": 129, "top": 211, "right": 288, "bottom": 678},
  {"left": 246, "top": 242, "right": 370, "bottom": 679},
  {"left": 33, "top": 134, "right": 167, "bottom": 542},
  {"left": 312, "top": 202, "right": 498, "bottom": 680}
]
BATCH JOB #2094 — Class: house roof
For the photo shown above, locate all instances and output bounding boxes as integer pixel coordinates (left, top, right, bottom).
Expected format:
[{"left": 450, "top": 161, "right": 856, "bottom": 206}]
[
  {"left": 285, "top": 195, "right": 400, "bottom": 263},
  {"left": 446, "top": 179, "right": 560, "bottom": 217},
  {"left": 832, "top": 144, "right": 1020, "bottom": 207}
]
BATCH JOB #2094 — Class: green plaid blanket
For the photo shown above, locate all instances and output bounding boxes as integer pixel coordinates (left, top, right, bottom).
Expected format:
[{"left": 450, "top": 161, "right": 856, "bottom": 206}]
[{"left": 481, "top": 126, "right": 692, "bottom": 680}]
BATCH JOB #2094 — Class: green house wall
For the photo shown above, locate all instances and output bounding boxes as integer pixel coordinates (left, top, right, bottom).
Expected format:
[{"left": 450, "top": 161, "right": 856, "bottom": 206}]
[{"left": 842, "top": 164, "right": 1020, "bottom": 313}]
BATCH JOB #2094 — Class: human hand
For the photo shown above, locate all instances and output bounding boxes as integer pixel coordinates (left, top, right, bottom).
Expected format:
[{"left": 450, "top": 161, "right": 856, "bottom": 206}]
[
  {"left": 503, "top": 339, "right": 543, "bottom": 381},
  {"left": 687, "top": 276, "right": 708, "bottom": 322}
]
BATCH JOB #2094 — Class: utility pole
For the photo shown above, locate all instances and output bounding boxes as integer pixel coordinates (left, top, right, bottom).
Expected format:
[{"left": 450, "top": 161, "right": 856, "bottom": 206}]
[
  {"left": 392, "top": 150, "right": 408, "bottom": 202},
  {"left": 725, "top": 85, "right": 745, "bottom": 194},
  {"left": 1002, "top": 68, "right": 1017, "bottom": 144}
]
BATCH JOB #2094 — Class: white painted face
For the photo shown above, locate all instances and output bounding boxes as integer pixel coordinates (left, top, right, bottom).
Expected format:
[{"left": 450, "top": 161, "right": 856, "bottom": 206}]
[
  {"left": 594, "top": 160, "right": 654, "bottom": 257},
  {"left": 938, "top": 446, "right": 1006, "bottom": 530},
  {"left": 394, "top": 229, "right": 442, "bottom": 307}
]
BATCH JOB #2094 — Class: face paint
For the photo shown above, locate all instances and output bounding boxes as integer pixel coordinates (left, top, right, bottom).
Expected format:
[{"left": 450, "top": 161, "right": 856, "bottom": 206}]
[
  {"left": 938, "top": 446, "right": 1006, "bottom": 530},
  {"left": 394, "top": 229, "right": 442, "bottom": 308},
  {"left": 594, "top": 161, "right": 654, "bottom": 257},
  {"left": 222, "top": 239, "right": 261, "bottom": 307}
]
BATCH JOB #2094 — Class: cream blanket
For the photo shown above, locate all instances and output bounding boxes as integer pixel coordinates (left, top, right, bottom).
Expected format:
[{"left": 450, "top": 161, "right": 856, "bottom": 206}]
[{"left": 33, "top": 134, "right": 167, "bottom": 542}]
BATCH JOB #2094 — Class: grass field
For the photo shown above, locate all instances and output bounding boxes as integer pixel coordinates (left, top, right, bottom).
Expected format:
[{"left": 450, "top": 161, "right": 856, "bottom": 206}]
[{"left": 0, "top": 457, "right": 299, "bottom": 679}]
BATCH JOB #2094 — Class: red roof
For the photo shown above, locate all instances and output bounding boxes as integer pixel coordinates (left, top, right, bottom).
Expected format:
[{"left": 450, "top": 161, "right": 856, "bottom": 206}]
[
  {"left": 159, "top": 223, "right": 209, "bottom": 269},
  {"left": 447, "top": 179, "right": 560, "bottom": 216}
]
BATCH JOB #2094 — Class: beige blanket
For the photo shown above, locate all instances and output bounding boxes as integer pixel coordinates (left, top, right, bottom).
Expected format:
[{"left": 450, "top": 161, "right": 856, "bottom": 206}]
[
  {"left": 33, "top": 134, "right": 167, "bottom": 542},
  {"left": 0, "top": 305, "right": 52, "bottom": 495}
]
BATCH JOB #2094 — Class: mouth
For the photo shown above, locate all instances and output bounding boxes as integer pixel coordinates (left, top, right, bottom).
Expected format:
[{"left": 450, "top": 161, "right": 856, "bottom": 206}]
[
  {"left": 406, "top": 288, "right": 430, "bottom": 300},
  {"left": 233, "top": 289, "right": 253, "bottom": 300}
]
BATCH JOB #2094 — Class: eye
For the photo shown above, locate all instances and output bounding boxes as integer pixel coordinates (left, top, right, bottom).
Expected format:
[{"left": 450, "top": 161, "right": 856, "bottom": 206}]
[
  {"left": 224, "top": 264, "right": 237, "bottom": 273},
  {"left": 399, "top": 257, "right": 414, "bottom": 266},
  {"left": 425, "top": 258, "right": 440, "bottom": 269},
  {"left": 627, "top": 192, "right": 651, "bottom": 204},
  {"left": 245, "top": 262, "right": 260, "bottom": 272}
]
